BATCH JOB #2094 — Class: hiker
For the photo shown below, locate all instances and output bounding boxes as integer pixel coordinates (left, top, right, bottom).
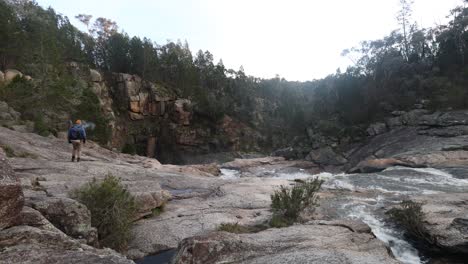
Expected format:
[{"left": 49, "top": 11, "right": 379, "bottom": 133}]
[{"left": 68, "top": 120, "right": 86, "bottom": 162}]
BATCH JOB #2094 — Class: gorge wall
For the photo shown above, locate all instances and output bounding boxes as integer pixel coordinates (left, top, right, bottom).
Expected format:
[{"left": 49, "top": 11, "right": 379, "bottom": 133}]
[{"left": 69, "top": 65, "right": 266, "bottom": 164}]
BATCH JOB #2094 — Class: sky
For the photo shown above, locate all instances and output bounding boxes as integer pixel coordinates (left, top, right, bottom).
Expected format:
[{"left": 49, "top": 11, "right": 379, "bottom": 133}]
[{"left": 36, "top": 0, "right": 464, "bottom": 81}]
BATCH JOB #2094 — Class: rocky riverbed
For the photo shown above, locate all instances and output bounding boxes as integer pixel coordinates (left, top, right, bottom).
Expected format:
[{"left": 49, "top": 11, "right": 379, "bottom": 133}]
[{"left": 1, "top": 110, "right": 468, "bottom": 264}]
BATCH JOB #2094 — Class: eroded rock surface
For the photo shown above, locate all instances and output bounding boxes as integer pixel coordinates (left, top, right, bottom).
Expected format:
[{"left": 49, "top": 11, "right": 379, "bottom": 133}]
[
  {"left": 0, "top": 148, "right": 24, "bottom": 230},
  {"left": 0, "top": 225, "right": 134, "bottom": 264},
  {"left": 412, "top": 193, "right": 468, "bottom": 255},
  {"left": 172, "top": 222, "right": 398, "bottom": 264}
]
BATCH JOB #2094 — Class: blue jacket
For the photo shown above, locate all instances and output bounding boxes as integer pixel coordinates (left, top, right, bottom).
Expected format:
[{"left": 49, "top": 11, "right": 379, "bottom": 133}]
[{"left": 68, "top": 125, "right": 86, "bottom": 143}]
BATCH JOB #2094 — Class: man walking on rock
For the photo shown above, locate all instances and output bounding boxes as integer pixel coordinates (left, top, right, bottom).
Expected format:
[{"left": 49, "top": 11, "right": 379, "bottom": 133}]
[{"left": 68, "top": 120, "right": 86, "bottom": 162}]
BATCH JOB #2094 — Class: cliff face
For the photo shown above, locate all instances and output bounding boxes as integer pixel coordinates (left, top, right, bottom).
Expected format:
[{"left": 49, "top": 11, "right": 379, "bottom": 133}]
[
  {"left": 84, "top": 67, "right": 265, "bottom": 164},
  {"left": 0, "top": 64, "right": 279, "bottom": 164}
]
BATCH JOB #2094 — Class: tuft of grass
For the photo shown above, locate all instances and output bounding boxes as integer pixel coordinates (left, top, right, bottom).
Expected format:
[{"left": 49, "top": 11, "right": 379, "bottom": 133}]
[
  {"left": 218, "top": 222, "right": 269, "bottom": 234},
  {"left": 151, "top": 203, "right": 165, "bottom": 217},
  {"left": 1, "top": 145, "right": 15, "bottom": 157},
  {"left": 218, "top": 222, "right": 250, "bottom": 234},
  {"left": 269, "top": 214, "right": 292, "bottom": 228},
  {"left": 270, "top": 177, "right": 323, "bottom": 227},
  {"left": 387, "top": 200, "right": 437, "bottom": 247},
  {"left": 71, "top": 174, "right": 137, "bottom": 252},
  {"left": 1, "top": 145, "right": 38, "bottom": 159},
  {"left": 17, "top": 152, "right": 38, "bottom": 159}
]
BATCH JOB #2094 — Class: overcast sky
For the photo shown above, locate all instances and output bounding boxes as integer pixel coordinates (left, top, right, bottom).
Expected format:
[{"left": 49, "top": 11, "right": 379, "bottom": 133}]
[{"left": 36, "top": 0, "right": 464, "bottom": 81}]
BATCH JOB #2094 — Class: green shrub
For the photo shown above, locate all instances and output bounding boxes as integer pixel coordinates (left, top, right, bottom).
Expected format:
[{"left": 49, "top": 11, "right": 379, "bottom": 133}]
[
  {"left": 75, "top": 87, "right": 111, "bottom": 145},
  {"left": 121, "top": 143, "right": 137, "bottom": 155},
  {"left": 72, "top": 174, "right": 137, "bottom": 252},
  {"left": 270, "top": 177, "right": 323, "bottom": 226},
  {"left": 33, "top": 116, "right": 50, "bottom": 137},
  {"left": 387, "top": 200, "right": 437, "bottom": 246}
]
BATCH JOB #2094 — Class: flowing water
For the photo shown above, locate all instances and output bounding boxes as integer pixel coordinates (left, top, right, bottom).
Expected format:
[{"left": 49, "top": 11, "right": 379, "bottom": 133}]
[
  {"left": 139, "top": 166, "right": 468, "bottom": 264},
  {"left": 234, "top": 165, "right": 468, "bottom": 264}
]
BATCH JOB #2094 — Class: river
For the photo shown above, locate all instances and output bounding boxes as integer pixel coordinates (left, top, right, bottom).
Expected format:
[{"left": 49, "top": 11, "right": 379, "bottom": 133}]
[{"left": 137, "top": 166, "right": 468, "bottom": 264}]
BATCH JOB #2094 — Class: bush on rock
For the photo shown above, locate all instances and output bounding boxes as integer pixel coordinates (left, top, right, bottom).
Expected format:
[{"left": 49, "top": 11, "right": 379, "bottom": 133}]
[{"left": 72, "top": 174, "right": 137, "bottom": 252}]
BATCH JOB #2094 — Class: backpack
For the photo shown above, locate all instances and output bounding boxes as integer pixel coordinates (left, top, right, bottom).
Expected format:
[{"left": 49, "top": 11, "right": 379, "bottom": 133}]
[{"left": 70, "top": 126, "right": 81, "bottom": 140}]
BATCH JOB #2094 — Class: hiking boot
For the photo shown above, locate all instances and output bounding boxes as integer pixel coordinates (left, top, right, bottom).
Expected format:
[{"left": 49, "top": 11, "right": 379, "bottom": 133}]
[
  {"left": 77, "top": 157, "right": 80, "bottom": 162},
  {"left": 71, "top": 156, "right": 75, "bottom": 162}
]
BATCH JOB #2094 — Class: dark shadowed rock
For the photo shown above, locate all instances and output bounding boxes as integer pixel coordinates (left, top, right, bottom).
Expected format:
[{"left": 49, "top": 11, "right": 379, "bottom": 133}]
[
  {"left": 367, "top": 122, "right": 387, "bottom": 136},
  {"left": 0, "top": 148, "right": 24, "bottom": 230},
  {"left": 418, "top": 126, "right": 468, "bottom": 137},
  {"left": 306, "top": 146, "right": 347, "bottom": 166},
  {"left": 272, "top": 146, "right": 301, "bottom": 160}
]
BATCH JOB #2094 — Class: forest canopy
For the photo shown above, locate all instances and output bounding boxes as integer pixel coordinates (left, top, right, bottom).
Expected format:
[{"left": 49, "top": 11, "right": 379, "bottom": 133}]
[{"left": 1, "top": 0, "right": 467, "bottom": 145}]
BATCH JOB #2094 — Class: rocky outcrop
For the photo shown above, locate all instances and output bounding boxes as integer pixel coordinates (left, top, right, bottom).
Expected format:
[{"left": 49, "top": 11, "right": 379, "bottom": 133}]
[
  {"left": 344, "top": 110, "right": 468, "bottom": 171},
  {"left": 4, "top": 69, "right": 23, "bottom": 83},
  {"left": 172, "top": 99, "right": 192, "bottom": 125},
  {"left": 26, "top": 195, "right": 98, "bottom": 246},
  {"left": 367, "top": 122, "right": 387, "bottom": 136},
  {"left": 133, "top": 190, "right": 172, "bottom": 220},
  {"left": 412, "top": 193, "right": 468, "bottom": 255},
  {"left": 0, "top": 224, "right": 134, "bottom": 264},
  {"left": 271, "top": 146, "right": 297, "bottom": 160},
  {"left": 90, "top": 69, "right": 102, "bottom": 82},
  {"left": 113, "top": 73, "right": 176, "bottom": 118},
  {"left": 305, "top": 146, "right": 347, "bottom": 166},
  {"left": 0, "top": 148, "right": 24, "bottom": 230},
  {"left": 0, "top": 101, "right": 21, "bottom": 125},
  {"left": 127, "top": 176, "right": 277, "bottom": 259},
  {"left": 0, "top": 125, "right": 224, "bottom": 259},
  {"left": 172, "top": 222, "right": 398, "bottom": 264}
]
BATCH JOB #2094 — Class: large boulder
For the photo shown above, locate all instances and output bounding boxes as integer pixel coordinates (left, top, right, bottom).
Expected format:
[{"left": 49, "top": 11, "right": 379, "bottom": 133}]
[
  {"left": 172, "top": 222, "right": 398, "bottom": 264},
  {"left": 0, "top": 148, "right": 24, "bottom": 230},
  {"left": 4, "top": 69, "right": 23, "bottom": 83},
  {"left": 394, "top": 193, "right": 468, "bottom": 256},
  {"left": 0, "top": 70, "right": 4, "bottom": 83},
  {"left": 305, "top": 146, "right": 347, "bottom": 166},
  {"left": 26, "top": 196, "right": 98, "bottom": 246},
  {"left": 0, "top": 101, "right": 21, "bottom": 123},
  {"left": 172, "top": 99, "right": 192, "bottom": 125},
  {"left": 366, "top": 122, "right": 387, "bottom": 136},
  {"left": 0, "top": 225, "right": 134, "bottom": 264},
  {"left": 89, "top": 69, "right": 102, "bottom": 82},
  {"left": 272, "top": 147, "right": 300, "bottom": 160},
  {"left": 133, "top": 190, "right": 172, "bottom": 220}
]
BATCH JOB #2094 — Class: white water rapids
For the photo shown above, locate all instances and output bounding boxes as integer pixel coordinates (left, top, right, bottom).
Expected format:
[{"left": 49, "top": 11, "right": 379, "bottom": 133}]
[{"left": 220, "top": 166, "right": 468, "bottom": 264}]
